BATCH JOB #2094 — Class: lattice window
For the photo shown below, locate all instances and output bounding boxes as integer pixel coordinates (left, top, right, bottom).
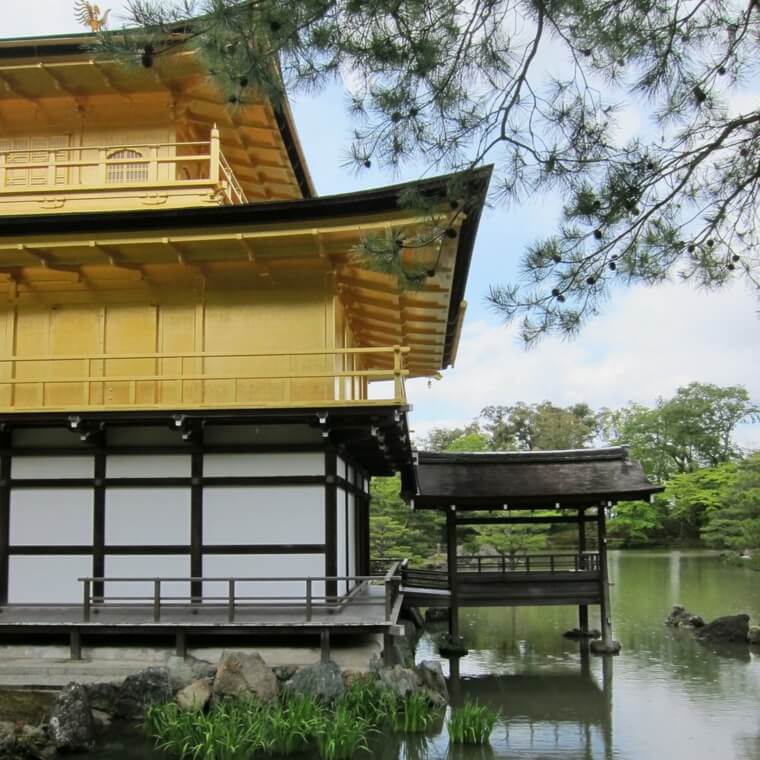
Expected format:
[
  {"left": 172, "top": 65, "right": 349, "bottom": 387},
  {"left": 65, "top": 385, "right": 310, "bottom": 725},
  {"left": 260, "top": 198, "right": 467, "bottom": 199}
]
[
  {"left": 106, "top": 149, "right": 148, "bottom": 184},
  {"left": 0, "top": 135, "right": 69, "bottom": 187}
]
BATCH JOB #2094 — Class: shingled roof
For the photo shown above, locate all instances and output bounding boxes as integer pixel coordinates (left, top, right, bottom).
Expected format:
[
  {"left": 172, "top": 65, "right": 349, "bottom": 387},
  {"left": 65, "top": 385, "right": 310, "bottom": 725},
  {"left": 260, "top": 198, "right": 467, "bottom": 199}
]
[{"left": 412, "top": 446, "right": 662, "bottom": 509}]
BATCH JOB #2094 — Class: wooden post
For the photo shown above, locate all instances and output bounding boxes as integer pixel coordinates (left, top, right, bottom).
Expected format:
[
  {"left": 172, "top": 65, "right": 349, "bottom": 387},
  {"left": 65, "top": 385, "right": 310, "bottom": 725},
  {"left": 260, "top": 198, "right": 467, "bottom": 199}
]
[
  {"left": 70, "top": 630, "right": 82, "bottom": 661},
  {"left": 392, "top": 345, "right": 403, "bottom": 401},
  {"left": 82, "top": 579, "right": 91, "bottom": 623},
  {"left": 153, "top": 580, "right": 161, "bottom": 623},
  {"left": 228, "top": 579, "right": 236, "bottom": 623},
  {"left": 578, "top": 508, "right": 589, "bottom": 634},
  {"left": 0, "top": 152, "right": 6, "bottom": 189},
  {"left": 597, "top": 506, "right": 613, "bottom": 646},
  {"left": 320, "top": 630, "right": 330, "bottom": 664},
  {"left": 176, "top": 630, "right": 187, "bottom": 659},
  {"left": 446, "top": 507, "right": 459, "bottom": 639},
  {"left": 209, "top": 125, "right": 220, "bottom": 182},
  {"left": 305, "top": 578, "right": 313, "bottom": 622}
]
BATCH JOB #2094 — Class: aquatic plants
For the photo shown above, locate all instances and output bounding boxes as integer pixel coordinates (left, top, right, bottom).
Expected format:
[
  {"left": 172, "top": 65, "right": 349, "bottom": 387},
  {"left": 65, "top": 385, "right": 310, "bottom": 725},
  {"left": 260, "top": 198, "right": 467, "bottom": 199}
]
[
  {"left": 314, "top": 703, "right": 371, "bottom": 760},
  {"left": 145, "top": 675, "right": 447, "bottom": 759},
  {"left": 395, "top": 692, "right": 442, "bottom": 733},
  {"left": 447, "top": 701, "right": 498, "bottom": 745}
]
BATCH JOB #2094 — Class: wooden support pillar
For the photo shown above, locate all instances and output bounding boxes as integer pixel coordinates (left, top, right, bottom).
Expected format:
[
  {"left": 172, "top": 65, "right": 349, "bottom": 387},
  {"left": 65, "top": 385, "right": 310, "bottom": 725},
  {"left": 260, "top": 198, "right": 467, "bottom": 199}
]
[
  {"left": 176, "top": 630, "right": 187, "bottom": 659},
  {"left": 320, "top": 630, "right": 331, "bottom": 664},
  {"left": 70, "top": 629, "right": 82, "bottom": 661},
  {"left": 578, "top": 508, "right": 589, "bottom": 633},
  {"left": 597, "top": 505, "right": 613, "bottom": 646},
  {"left": 383, "top": 632, "right": 393, "bottom": 666},
  {"left": 190, "top": 440, "right": 204, "bottom": 603},
  {"left": 0, "top": 450, "right": 10, "bottom": 606},
  {"left": 93, "top": 448, "right": 106, "bottom": 602},
  {"left": 325, "top": 452, "right": 338, "bottom": 601},
  {"left": 446, "top": 507, "right": 459, "bottom": 639}
]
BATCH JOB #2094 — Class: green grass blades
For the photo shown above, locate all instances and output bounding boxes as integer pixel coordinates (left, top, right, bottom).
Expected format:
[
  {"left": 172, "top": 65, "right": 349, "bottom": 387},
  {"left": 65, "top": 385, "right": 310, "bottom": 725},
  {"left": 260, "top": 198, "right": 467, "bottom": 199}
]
[
  {"left": 260, "top": 694, "right": 324, "bottom": 755},
  {"left": 315, "top": 703, "right": 371, "bottom": 760},
  {"left": 446, "top": 701, "right": 498, "bottom": 745},
  {"left": 340, "top": 676, "right": 398, "bottom": 727},
  {"left": 394, "top": 692, "right": 442, "bottom": 733}
]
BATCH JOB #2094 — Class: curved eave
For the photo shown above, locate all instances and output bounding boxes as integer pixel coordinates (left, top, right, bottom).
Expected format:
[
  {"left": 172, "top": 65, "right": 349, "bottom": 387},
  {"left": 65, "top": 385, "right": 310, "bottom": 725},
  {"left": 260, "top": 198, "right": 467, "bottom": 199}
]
[
  {"left": 412, "top": 446, "right": 664, "bottom": 509},
  {"left": 0, "top": 168, "right": 491, "bottom": 374}
]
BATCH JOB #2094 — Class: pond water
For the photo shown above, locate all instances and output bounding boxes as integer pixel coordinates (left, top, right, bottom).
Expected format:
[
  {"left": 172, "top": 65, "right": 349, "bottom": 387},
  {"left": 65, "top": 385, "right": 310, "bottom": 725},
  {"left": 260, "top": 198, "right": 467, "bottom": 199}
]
[{"left": 85, "top": 550, "right": 760, "bottom": 760}]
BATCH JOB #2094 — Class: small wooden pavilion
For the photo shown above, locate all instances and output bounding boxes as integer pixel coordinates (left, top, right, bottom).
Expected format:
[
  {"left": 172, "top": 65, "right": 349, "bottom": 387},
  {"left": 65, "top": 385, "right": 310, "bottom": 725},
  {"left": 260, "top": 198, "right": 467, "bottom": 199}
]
[{"left": 402, "top": 447, "right": 662, "bottom": 651}]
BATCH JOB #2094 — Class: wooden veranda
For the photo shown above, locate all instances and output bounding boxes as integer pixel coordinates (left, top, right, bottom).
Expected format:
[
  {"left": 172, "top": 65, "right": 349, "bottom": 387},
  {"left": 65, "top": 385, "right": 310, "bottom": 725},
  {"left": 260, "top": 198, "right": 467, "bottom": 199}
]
[{"left": 404, "top": 447, "right": 662, "bottom": 651}]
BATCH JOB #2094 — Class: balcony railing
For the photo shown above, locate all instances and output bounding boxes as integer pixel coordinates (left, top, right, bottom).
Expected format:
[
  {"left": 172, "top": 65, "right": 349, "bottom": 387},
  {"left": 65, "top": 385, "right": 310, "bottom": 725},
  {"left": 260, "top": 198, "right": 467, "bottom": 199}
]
[
  {"left": 0, "top": 127, "right": 247, "bottom": 210},
  {"left": 0, "top": 345, "right": 409, "bottom": 412}
]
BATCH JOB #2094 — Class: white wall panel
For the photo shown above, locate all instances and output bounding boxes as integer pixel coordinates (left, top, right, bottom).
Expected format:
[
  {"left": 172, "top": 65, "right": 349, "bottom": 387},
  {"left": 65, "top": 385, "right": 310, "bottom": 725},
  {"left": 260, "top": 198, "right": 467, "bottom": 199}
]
[
  {"left": 337, "top": 457, "right": 348, "bottom": 480},
  {"left": 105, "top": 555, "right": 190, "bottom": 599},
  {"left": 203, "top": 452, "right": 324, "bottom": 477},
  {"left": 10, "top": 488, "right": 93, "bottom": 546},
  {"left": 203, "top": 486, "right": 324, "bottom": 545},
  {"left": 106, "top": 488, "right": 190, "bottom": 545},
  {"left": 202, "top": 554, "right": 325, "bottom": 600},
  {"left": 12, "top": 456, "right": 93, "bottom": 479},
  {"left": 107, "top": 455, "right": 191, "bottom": 478},
  {"left": 8, "top": 556, "right": 92, "bottom": 604}
]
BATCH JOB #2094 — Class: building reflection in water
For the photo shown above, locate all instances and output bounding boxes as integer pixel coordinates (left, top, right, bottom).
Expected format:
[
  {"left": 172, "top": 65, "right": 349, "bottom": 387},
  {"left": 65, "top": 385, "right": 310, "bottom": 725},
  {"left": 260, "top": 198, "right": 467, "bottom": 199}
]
[{"left": 446, "top": 642, "right": 614, "bottom": 760}]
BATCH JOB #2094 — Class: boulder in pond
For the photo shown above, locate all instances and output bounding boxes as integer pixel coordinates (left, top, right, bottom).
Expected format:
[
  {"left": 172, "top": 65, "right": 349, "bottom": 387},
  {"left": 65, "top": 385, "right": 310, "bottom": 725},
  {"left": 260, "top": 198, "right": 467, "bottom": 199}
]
[
  {"left": 83, "top": 681, "right": 120, "bottom": 714},
  {"left": 284, "top": 662, "right": 344, "bottom": 702},
  {"left": 213, "top": 652, "right": 277, "bottom": 702},
  {"left": 694, "top": 614, "right": 750, "bottom": 644},
  {"left": 48, "top": 683, "right": 95, "bottom": 752},
  {"left": 665, "top": 604, "right": 704, "bottom": 628},
  {"left": 748, "top": 625, "right": 760, "bottom": 645},
  {"left": 374, "top": 665, "right": 421, "bottom": 699},
  {"left": 415, "top": 660, "right": 448, "bottom": 702},
  {"left": 176, "top": 680, "right": 212, "bottom": 713},
  {"left": 114, "top": 667, "right": 172, "bottom": 719},
  {"left": 167, "top": 654, "right": 216, "bottom": 693}
]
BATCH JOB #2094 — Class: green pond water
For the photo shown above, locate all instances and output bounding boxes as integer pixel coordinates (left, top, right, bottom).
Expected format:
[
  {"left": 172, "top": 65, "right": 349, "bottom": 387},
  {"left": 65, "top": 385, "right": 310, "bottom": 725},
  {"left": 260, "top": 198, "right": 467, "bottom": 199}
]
[{"left": 82, "top": 550, "right": 760, "bottom": 759}]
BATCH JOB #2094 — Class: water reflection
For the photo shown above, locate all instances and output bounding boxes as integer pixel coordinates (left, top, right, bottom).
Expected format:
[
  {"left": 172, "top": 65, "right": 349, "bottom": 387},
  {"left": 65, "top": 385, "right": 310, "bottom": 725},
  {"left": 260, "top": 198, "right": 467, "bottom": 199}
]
[{"left": 416, "top": 551, "right": 760, "bottom": 760}]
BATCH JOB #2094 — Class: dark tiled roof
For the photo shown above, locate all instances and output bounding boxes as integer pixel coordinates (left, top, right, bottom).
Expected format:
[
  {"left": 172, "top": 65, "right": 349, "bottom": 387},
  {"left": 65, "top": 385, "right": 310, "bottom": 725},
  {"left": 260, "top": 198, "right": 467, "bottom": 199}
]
[{"left": 412, "top": 446, "right": 662, "bottom": 509}]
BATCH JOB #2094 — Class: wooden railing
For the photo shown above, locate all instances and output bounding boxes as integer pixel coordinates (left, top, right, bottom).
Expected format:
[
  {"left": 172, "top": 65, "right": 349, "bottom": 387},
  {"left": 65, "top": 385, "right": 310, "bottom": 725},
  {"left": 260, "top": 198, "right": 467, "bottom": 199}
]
[
  {"left": 0, "top": 345, "right": 410, "bottom": 411},
  {"left": 78, "top": 571, "right": 405, "bottom": 625},
  {"left": 456, "top": 552, "right": 601, "bottom": 574},
  {"left": 0, "top": 127, "right": 247, "bottom": 206}
]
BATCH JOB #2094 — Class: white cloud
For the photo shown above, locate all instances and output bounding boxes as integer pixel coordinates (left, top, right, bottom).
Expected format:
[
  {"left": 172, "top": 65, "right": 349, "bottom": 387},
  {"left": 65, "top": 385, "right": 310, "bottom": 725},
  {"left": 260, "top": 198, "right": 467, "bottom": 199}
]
[{"left": 406, "top": 280, "right": 760, "bottom": 449}]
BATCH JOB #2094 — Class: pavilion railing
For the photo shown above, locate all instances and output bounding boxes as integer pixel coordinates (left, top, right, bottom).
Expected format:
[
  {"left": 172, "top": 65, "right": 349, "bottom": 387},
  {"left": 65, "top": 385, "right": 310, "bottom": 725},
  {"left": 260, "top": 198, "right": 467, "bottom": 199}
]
[
  {"left": 77, "top": 570, "right": 405, "bottom": 625},
  {"left": 0, "top": 345, "right": 410, "bottom": 411},
  {"left": 0, "top": 128, "right": 247, "bottom": 206},
  {"left": 456, "top": 552, "right": 601, "bottom": 574}
]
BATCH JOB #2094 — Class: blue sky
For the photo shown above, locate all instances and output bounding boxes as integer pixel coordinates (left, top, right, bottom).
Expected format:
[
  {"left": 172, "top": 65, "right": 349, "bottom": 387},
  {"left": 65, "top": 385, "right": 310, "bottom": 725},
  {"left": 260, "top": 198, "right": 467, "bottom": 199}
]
[{"left": 5, "top": 2, "right": 760, "bottom": 449}]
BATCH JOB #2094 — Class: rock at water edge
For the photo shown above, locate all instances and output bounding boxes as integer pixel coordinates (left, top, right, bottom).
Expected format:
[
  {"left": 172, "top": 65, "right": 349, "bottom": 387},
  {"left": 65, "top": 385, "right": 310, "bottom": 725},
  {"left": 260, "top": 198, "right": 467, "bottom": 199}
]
[
  {"left": 176, "top": 680, "right": 212, "bottom": 713},
  {"left": 48, "top": 683, "right": 95, "bottom": 752},
  {"left": 167, "top": 655, "right": 217, "bottom": 693},
  {"left": 694, "top": 614, "right": 750, "bottom": 644},
  {"left": 415, "top": 660, "right": 448, "bottom": 702},
  {"left": 748, "top": 625, "right": 760, "bottom": 645},
  {"left": 284, "top": 662, "right": 345, "bottom": 703},
  {"left": 114, "top": 668, "right": 172, "bottom": 719},
  {"left": 213, "top": 652, "right": 278, "bottom": 702},
  {"left": 589, "top": 639, "right": 622, "bottom": 655}
]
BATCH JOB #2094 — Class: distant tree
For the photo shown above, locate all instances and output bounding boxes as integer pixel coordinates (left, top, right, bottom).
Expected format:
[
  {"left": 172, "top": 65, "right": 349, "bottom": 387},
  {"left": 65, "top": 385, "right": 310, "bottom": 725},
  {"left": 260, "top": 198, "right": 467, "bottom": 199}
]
[
  {"left": 444, "top": 431, "right": 492, "bottom": 452},
  {"left": 701, "top": 452, "right": 760, "bottom": 551},
  {"left": 481, "top": 401, "right": 599, "bottom": 450},
  {"left": 106, "top": 0, "right": 760, "bottom": 340},
  {"left": 608, "top": 498, "right": 671, "bottom": 547},
  {"left": 602, "top": 382, "right": 757, "bottom": 481},
  {"left": 420, "top": 423, "right": 481, "bottom": 452}
]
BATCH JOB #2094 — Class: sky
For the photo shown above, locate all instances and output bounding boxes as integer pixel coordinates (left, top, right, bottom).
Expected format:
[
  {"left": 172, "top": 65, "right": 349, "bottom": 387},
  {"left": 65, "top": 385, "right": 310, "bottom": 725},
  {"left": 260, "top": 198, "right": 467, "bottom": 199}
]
[{"left": 4, "top": 1, "right": 760, "bottom": 449}]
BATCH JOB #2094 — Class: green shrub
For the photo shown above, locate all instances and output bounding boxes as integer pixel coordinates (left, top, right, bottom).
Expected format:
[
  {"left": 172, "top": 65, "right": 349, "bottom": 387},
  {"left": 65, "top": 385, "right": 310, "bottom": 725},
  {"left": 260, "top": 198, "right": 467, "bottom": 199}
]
[
  {"left": 447, "top": 701, "right": 498, "bottom": 745},
  {"left": 314, "top": 703, "right": 371, "bottom": 760},
  {"left": 395, "top": 692, "right": 442, "bottom": 733}
]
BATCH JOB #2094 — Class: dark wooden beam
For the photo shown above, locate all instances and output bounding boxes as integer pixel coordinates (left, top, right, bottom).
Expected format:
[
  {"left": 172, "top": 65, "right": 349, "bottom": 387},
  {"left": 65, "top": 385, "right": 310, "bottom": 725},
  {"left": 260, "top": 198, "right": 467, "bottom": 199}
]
[
  {"left": 0, "top": 452, "right": 10, "bottom": 605},
  {"left": 190, "top": 438, "right": 203, "bottom": 602},
  {"left": 446, "top": 508, "right": 459, "bottom": 638},
  {"left": 93, "top": 448, "right": 106, "bottom": 601},
  {"left": 325, "top": 451, "right": 337, "bottom": 600},
  {"left": 456, "top": 514, "right": 596, "bottom": 526}
]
